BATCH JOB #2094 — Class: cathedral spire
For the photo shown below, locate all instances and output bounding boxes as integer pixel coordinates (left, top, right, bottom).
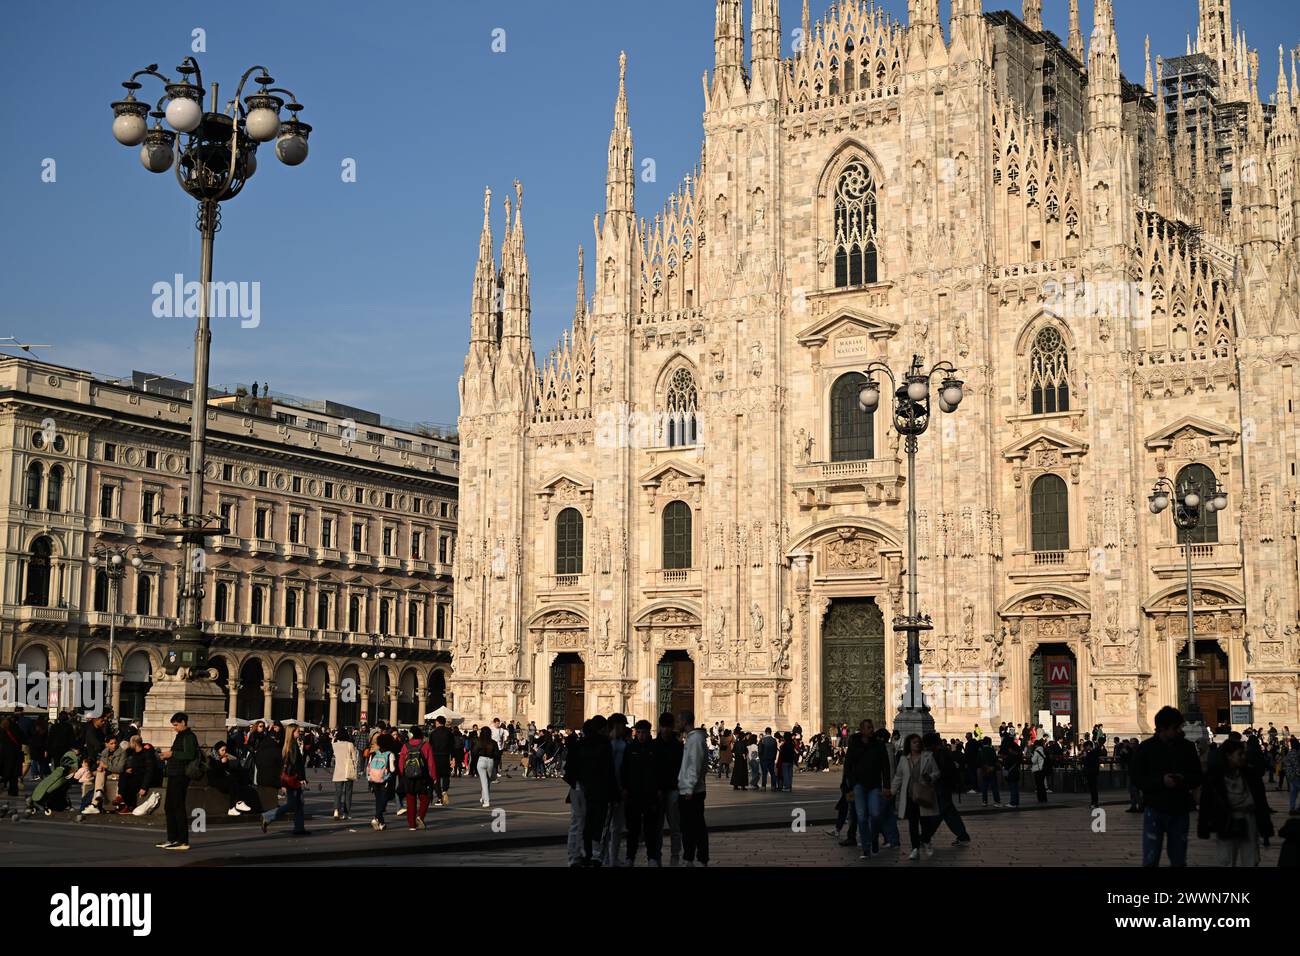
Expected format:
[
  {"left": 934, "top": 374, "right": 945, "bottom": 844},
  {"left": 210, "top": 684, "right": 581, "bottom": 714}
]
[
  {"left": 1145, "top": 36, "right": 1153, "bottom": 93},
  {"left": 801, "top": 0, "right": 811, "bottom": 56},
  {"left": 1066, "top": 0, "right": 1084, "bottom": 61},
  {"left": 573, "top": 244, "right": 587, "bottom": 330},
  {"left": 470, "top": 186, "right": 495, "bottom": 347},
  {"left": 605, "top": 52, "right": 635, "bottom": 221},
  {"left": 1022, "top": 0, "right": 1042, "bottom": 32},
  {"left": 713, "top": 0, "right": 745, "bottom": 98},
  {"left": 1087, "top": 0, "right": 1121, "bottom": 133}
]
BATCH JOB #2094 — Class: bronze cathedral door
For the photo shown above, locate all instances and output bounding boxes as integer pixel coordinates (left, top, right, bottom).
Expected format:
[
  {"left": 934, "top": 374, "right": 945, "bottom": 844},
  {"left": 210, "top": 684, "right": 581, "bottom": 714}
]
[{"left": 821, "top": 597, "right": 886, "bottom": 730}]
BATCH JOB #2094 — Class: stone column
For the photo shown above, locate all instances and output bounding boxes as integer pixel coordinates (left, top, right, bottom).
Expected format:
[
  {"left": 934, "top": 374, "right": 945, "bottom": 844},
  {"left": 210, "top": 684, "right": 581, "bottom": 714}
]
[
  {"left": 328, "top": 687, "right": 339, "bottom": 728},
  {"left": 227, "top": 679, "right": 240, "bottom": 721},
  {"left": 261, "top": 680, "right": 273, "bottom": 721},
  {"left": 388, "top": 683, "right": 399, "bottom": 726},
  {"left": 295, "top": 676, "right": 307, "bottom": 723}
]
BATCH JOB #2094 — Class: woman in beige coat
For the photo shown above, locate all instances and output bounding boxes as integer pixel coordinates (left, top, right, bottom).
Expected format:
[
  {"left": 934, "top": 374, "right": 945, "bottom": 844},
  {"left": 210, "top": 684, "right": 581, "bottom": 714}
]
[
  {"left": 891, "top": 733, "right": 943, "bottom": 860},
  {"left": 331, "top": 728, "right": 357, "bottom": 820}
]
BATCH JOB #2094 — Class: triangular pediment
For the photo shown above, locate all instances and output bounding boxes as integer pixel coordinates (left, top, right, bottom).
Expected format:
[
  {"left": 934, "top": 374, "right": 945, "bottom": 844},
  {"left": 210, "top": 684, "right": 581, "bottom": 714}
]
[
  {"left": 1144, "top": 416, "right": 1237, "bottom": 450},
  {"left": 1001, "top": 428, "right": 1089, "bottom": 462},
  {"left": 639, "top": 458, "right": 706, "bottom": 487},
  {"left": 537, "top": 470, "right": 594, "bottom": 493},
  {"left": 796, "top": 308, "right": 900, "bottom": 348}
]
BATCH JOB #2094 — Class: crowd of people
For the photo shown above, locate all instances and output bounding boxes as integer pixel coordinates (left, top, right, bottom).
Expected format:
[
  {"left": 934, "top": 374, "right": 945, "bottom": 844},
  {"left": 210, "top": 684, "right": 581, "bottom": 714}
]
[{"left": 2, "top": 703, "right": 1297, "bottom": 865}]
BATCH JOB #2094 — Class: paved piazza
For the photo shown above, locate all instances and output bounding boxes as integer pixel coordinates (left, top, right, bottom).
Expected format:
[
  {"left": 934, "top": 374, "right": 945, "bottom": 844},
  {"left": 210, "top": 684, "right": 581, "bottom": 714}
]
[{"left": 0, "top": 768, "right": 1283, "bottom": 867}]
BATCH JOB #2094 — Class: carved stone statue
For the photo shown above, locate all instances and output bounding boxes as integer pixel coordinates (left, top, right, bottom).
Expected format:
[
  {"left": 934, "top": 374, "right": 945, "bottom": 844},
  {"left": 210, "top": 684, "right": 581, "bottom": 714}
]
[
  {"left": 713, "top": 606, "right": 727, "bottom": 652},
  {"left": 795, "top": 427, "right": 814, "bottom": 465},
  {"left": 600, "top": 609, "right": 611, "bottom": 652},
  {"left": 1263, "top": 586, "right": 1279, "bottom": 638},
  {"left": 750, "top": 603, "right": 764, "bottom": 650},
  {"left": 492, "top": 613, "right": 505, "bottom": 655}
]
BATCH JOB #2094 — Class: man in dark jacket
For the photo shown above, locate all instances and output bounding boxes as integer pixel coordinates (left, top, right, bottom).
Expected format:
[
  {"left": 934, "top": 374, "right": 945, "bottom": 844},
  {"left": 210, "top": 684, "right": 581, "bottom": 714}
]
[
  {"left": 621, "top": 720, "right": 661, "bottom": 865},
  {"left": 1135, "top": 705, "right": 1203, "bottom": 867},
  {"left": 1082, "top": 740, "right": 1105, "bottom": 809},
  {"left": 158, "top": 712, "right": 199, "bottom": 850},
  {"left": 844, "top": 720, "right": 893, "bottom": 859},
  {"left": 46, "top": 712, "right": 76, "bottom": 767},
  {"left": 429, "top": 716, "right": 454, "bottom": 804},
  {"left": 576, "top": 716, "right": 619, "bottom": 866},
  {"left": 654, "top": 712, "right": 684, "bottom": 866},
  {"left": 758, "top": 729, "right": 778, "bottom": 791}
]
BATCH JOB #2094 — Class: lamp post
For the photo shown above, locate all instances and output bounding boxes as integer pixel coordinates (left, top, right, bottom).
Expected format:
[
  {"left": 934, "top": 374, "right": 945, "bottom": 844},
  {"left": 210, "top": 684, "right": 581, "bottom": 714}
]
[
  {"left": 111, "top": 57, "right": 311, "bottom": 676},
  {"left": 87, "top": 545, "right": 143, "bottom": 712},
  {"left": 857, "top": 354, "right": 965, "bottom": 737},
  {"left": 1148, "top": 471, "right": 1228, "bottom": 741},
  {"left": 361, "top": 634, "right": 398, "bottom": 726}
]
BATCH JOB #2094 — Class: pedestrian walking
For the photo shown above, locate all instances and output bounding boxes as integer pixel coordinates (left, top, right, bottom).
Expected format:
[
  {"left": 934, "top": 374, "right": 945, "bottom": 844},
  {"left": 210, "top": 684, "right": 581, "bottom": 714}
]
[
  {"left": 331, "top": 728, "right": 356, "bottom": 819},
  {"left": 1135, "top": 705, "right": 1203, "bottom": 867},
  {"left": 844, "top": 720, "right": 892, "bottom": 860},
  {"left": 656, "top": 711, "right": 684, "bottom": 865},
  {"left": 157, "top": 712, "right": 199, "bottom": 851},
  {"left": 429, "top": 716, "right": 454, "bottom": 806},
  {"left": 473, "top": 726, "right": 499, "bottom": 808},
  {"left": 399, "top": 727, "right": 436, "bottom": 829},
  {"left": 1031, "top": 740, "right": 1048, "bottom": 803},
  {"left": 366, "top": 733, "right": 396, "bottom": 830},
  {"left": 677, "top": 710, "right": 709, "bottom": 866},
  {"left": 1198, "top": 738, "right": 1274, "bottom": 866},
  {"left": 892, "top": 733, "right": 941, "bottom": 861},
  {"left": 261, "top": 724, "right": 310, "bottom": 836}
]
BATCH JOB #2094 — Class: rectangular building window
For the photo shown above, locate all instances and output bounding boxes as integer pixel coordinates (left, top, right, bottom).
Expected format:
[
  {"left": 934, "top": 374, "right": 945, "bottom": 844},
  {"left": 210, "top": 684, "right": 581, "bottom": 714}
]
[
  {"left": 219, "top": 501, "right": 233, "bottom": 533},
  {"left": 288, "top": 513, "right": 302, "bottom": 544},
  {"left": 145, "top": 450, "right": 157, "bottom": 469},
  {"left": 411, "top": 531, "right": 422, "bottom": 560},
  {"left": 103, "top": 442, "right": 116, "bottom": 462},
  {"left": 354, "top": 487, "right": 364, "bottom": 504},
  {"left": 258, "top": 470, "right": 269, "bottom": 488},
  {"left": 352, "top": 522, "right": 364, "bottom": 552},
  {"left": 255, "top": 507, "right": 269, "bottom": 539},
  {"left": 324, "top": 482, "right": 334, "bottom": 499},
  {"left": 100, "top": 485, "right": 115, "bottom": 519},
  {"left": 436, "top": 603, "right": 446, "bottom": 640},
  {"left": 413, "top": 498, "right": 422, "bottom": 514},
  {"left": 292, "top": 476, "right": 302, "bottom": 494},
  {"left": 382, "top": 527, "right": 393, "bottom": 557},
  {"left": 222, "top": 463, "right": 233, "bottom": 481},
  {"left": 321, "top": 518, "right": 333, "bottom": 549},
  {"left": 141, "top": 490, "right": 157, "bottom": 522},
  {"left": 438, "top": 535, "right": 448, "bottom": 564},
  {"left": 384, "top": 492, "right": 394, "bottom": 509}
]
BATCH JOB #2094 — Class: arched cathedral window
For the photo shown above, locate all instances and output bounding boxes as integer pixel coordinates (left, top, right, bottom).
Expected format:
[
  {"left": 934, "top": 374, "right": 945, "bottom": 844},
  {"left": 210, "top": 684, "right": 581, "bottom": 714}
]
[
  {"left": 1175, "top": 463, "right": 1220, "bottom": 545},
  {"left": 1029, "top": 326, "right": 1070, "bottom": 415},
  {"left": 830, "top": 372, "right": 874, "bottom": 462},
  {"left": 833, "top": 161, "right": 879, "bottom": 288},
  {"left": 1030, "top": 474, "right": 1069, "bottom": 552},
  {"left": 663, "top": 367, "right": 698, "bottom": 447},
  {"left": 662, "top": 501, "right": 692, "bottom": 570}
]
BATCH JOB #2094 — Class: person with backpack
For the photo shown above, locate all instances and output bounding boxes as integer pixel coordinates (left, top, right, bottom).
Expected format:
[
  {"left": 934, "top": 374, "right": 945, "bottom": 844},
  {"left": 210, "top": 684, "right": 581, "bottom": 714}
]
[
  {"left": 366, "top": 734, "right": 397, "bottom": 830},
  {"left": 429, "top": 716, "right": 454, "bottom": 806},
  {"left": 472, "top": 726, "right": 500, "bottom": 808},
  {"left": 399, "top": 726, "right": 436, "bottom": 830},
  {"left": 261, "top": 724, "right": 310, "bottom": 836},
  {"left": 1030, "top": 740, "right": 1049, "bottom": 803},
  {"left": 157, "top": 712, "right": 200, "bottom": 851}
]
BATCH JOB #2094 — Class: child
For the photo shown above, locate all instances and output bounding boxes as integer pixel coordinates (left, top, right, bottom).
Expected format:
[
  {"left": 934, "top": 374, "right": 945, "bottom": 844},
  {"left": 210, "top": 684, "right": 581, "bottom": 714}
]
[{"left": 73, "top": 758, "right": 95, "bottom": 811}]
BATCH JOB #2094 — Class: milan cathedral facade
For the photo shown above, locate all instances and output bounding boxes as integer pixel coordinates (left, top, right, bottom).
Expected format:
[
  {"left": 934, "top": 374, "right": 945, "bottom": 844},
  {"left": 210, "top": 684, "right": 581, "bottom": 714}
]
[{"left": 453, "top": 0, "right": 1300, "bottom": 737}]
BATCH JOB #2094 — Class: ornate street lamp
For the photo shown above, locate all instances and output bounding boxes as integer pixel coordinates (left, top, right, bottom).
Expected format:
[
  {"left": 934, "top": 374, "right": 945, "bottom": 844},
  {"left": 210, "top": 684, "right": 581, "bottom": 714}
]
[
  {"left": 361, "top": 634, "right": 398, "bottom": 726},
  {"left": 110, "top": 58, "right": 311, "bottom": 676},
  {"left": 857, "top": 354, "right": 965, "bottom": 736},
  {"left": 1149, "top": 471, "right": 1228, "bottom": 741},
  {"left": 87, "top": 545, "right": 143, "bottom": 710}
]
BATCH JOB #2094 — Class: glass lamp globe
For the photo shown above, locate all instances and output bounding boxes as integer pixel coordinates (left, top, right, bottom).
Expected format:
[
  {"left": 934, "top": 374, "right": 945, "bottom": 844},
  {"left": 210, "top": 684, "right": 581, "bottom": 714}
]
[
  {"left": 858, "top": 384, "right": 880, "bottom": 412},
  {"left": 1183, "top": 492, "right": 1201, "bottom": 510},
  {"left": 938, "top": 396, "right": 955, "bottom": 414},
  {"left": 1148, "top": 498, "right": 1161, "bottom": 514},
  {"left": 361, "top": 651, "right": 369, "bottom": 659},
  {"left": 1213, "top": 493, "right": 1228, "bottom": 511},
  {"left": 140, "top": 135, "right": 174, "bottom": 173},
  {"left": 88, "top": 554, "right": 99, "bottom": 567},
  {"left": 906, "top": 379, "right": 928, "bottom": 402},
  {"left": 245, "top": 106, "right": 282, "bottom": 142},
  {"left": 1152, "top": 493, "right": 1170, "bottom": 512},
  {"left": 131, "top": 556, "right": 142, "bottom": 568},
  {"left": 941, "top": 384, "right": 964, "bottom": 407},
  {"left": 165, "top": 96, "right": 202, "bottom": 133},
  {"left": 113, "top": 111, "right": 147, "bottom": 146},
  {"left": 275, "top": 131, "right": 309, "bottom": 166}
]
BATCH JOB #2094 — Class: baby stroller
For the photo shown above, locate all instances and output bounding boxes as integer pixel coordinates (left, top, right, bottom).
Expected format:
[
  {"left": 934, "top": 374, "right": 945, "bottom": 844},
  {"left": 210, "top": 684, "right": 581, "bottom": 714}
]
[{"left": 28, "top": 749, "right": 79, "bottom": 816}]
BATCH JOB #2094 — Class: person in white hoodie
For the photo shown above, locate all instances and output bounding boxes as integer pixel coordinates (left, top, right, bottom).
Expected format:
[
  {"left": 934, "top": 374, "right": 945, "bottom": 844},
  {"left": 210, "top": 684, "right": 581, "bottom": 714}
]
[
  {"left": 331, "top": 729, "right": 357, "bottom": 820},
  {"left": 677, "top": 710, "right": 709, "bottom": 867}
]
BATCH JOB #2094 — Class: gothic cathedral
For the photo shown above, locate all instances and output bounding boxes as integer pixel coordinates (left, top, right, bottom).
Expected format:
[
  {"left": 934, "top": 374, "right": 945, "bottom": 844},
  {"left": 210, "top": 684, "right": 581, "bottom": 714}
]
[{"left": 454, "top": 0, "right": 1300, "bottom": 737}]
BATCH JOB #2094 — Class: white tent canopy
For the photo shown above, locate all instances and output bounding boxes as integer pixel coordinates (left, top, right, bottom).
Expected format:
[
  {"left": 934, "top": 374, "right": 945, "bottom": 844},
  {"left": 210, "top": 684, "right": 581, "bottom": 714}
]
[{"left": 423, "top": 706, "right": 464, "bottom": 726}]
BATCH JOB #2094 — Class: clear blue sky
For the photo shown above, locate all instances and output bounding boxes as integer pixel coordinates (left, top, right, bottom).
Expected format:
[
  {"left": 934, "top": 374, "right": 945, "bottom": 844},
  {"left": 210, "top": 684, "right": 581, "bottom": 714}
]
[{"left": 1, "top": 1, "right": 1295, "bottom": 424}]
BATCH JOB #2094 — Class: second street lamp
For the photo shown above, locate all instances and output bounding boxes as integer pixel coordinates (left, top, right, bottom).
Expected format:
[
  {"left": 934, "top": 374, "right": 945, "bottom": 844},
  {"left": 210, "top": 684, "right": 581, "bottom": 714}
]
[
  {"left": 361, "top": 635, "right": 398, "bottom": 727},
  {"left": 858, "top": 353, "right": 964, "bottom": 737},
  {"left": 1149, "top": 470, "right": 1228, "bottom": 742},
  {"left": 87, "top": 544, "right": 143, "bottom": 714}
]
